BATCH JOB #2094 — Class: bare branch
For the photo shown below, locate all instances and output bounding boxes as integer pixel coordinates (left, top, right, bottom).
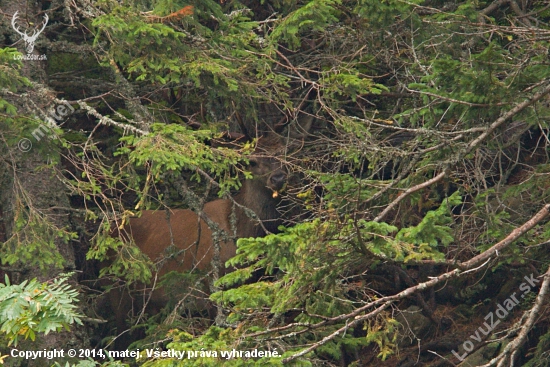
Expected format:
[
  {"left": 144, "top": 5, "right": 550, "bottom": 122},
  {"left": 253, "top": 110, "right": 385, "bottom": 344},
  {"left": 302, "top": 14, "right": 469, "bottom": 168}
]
[
  {"left": 458, "top": 204, "right": 550, "bottom": 270},
  {"left": 461, "top": 81, "right": 550, "bottom": 157},
  {"left": 373, "top": 170, "right": 448, "bottom": 223},
  {"left": 275, "top": 204, "right": 550, "bottom": 363},
  {"left": 478, "top": 265, "right": 550, "bottom": 367},
  {"left": 69, "top": 99, "right": 149, "bottom": 136}
]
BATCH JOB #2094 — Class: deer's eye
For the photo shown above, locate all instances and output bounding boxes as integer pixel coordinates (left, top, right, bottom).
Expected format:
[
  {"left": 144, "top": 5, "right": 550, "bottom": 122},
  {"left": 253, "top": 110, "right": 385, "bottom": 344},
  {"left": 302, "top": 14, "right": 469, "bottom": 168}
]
[{"left": 249, "top": 160, "right": 258, "bottom": 167}]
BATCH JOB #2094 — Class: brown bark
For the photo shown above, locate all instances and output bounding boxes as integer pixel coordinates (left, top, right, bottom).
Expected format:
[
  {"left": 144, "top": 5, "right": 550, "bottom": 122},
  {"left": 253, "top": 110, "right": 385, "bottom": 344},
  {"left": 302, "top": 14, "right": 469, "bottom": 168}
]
[{"left": 0, "top": 0, "right": 90, "bottom": 365}]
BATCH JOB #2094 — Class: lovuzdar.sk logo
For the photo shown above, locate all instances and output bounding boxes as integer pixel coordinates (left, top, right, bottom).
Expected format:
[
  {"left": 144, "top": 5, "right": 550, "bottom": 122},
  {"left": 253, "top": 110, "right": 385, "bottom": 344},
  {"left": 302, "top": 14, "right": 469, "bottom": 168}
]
[{"left": 11, "top": 11, "right": 48, "bottom": 60}]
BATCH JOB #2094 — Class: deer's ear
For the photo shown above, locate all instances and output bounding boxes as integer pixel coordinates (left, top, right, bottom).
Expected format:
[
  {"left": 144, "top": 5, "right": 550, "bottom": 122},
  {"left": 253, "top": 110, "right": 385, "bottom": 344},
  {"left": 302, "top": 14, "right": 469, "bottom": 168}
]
[
  {"left": 277, "top": 111, "right": 315, "bottom": 154},
  {"left": 288, "top": 112, "right": 315, "bottom": 140}
]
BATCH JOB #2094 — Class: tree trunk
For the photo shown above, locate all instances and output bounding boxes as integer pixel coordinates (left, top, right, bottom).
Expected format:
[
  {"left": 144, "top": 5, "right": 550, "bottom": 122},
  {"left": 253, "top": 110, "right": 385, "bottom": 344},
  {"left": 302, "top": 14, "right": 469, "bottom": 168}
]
[{"left": 1, "top": 0, "right": 90, "bottom": 365}]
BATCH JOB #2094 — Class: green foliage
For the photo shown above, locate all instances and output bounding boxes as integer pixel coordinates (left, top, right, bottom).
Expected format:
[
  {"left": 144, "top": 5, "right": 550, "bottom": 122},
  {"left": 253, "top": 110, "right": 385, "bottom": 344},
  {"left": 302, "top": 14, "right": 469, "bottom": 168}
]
[
  {"left": 397, "top": 191, "right": 462, "bottom": 262},
  {"left": 61, "top": 0, "right": 550, "bottom": 363},
  {"left": 218, "top": 193, "right": 461, "bottom": 315},
  {"left": 353, "top": 0, "right": 419, "bottom": 27},
  {"left": 217, "top": 220, "right": 356, "bottom": 316},
  {"left": 87, "top": 220, "right": 153, "bottom": 283},
  {"left": 454, "top": 1, "right": 480, "bottom": 21},
  {"left": 0, "top": 98, "right": 17, "bottom": 116},
  {"left": 522, "top": 331, "right": 550, "bottom": 367},
  {"left": 139, "top": 327, "right": 287, "bottom": 366},
  {"left": 0, "top": 47, "right": 28, "bottom": 117},
  {"left": 91, "top": 0, "right": 291, "bottom": 114},
  {"left": 316, "top": 330, "right": 369, "bottom": 362},
  {"left": 0, "top": 47, "right": 29, "bottom": 92},
  {"left": 92, "top": 10, "right": 186, "bottom": 77},
  {"left": 365, "top": 317, "right": 399, "bottom": 360},
  {"left": 116, "top": 123, "right": 245, "bottom": 199},
  {"left": 211, "top": 281, "right": 278, "bottom": 312},
  {"left": 54, "top": 359, "right": 128, "bottom": 367},
  {"left": 216, "top": 193, "right": 461, "bottom": 314},
  {"left": 396, "top": 23, "right": 550, "bottom": 129},
  {"left": 1, "top": 204, "right": 74, "bottom": 271},
  {"left": 0, "top": 274, "right": 83, "bottom": 346},
  {"left": 321, "top": 68, "right": 388, "bottom": 101},
  {"left": 270, "top": 0, "right": 341, "bottom": 49},
  {"left": 211, "top": 192, "right": 463, "bottom": 361},
  {"left": 354, "top": 220, "right": 401, "bottom": 260}
]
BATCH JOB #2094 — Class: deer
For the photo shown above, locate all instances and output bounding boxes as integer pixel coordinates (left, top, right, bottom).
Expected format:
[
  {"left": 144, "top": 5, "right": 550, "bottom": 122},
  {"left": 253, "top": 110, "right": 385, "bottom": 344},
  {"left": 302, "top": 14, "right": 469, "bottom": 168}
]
[{"left": 103, "top": 135, "right": 289, "bottom": 347}]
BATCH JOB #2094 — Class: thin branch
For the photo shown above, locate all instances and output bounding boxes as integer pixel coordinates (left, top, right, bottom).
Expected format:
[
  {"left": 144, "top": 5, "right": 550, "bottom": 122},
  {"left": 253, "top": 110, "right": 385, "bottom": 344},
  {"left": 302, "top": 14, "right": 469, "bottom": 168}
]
[
  {"left": 374, "top": 80, "right": 550, "bottom": 223},
  {"left": 480, "top": 0, "right": 510, "bottom": 16},
  {"left": 478, "top": 265, "right": 550, "bottom": 367},
  {"left": 404, "top": 87, "right": 509, "bottom": 107},
  {"left": 71, "top": 99, "right": 149, "bottom": 136},
  {"left": 373, "top": 170, "right": 448, "bottom": 222},
  {"left": 282, "top": 302, "right": 392, "bottom": 363},
  {"left": 274, "top": 205, "right": 550, "bottom": 363},
  {"left": 458, "top": 204, "right": 550, "bottom": 269},
  {"left": 461, "top": 80, "right": 550, "bottom": 157}
]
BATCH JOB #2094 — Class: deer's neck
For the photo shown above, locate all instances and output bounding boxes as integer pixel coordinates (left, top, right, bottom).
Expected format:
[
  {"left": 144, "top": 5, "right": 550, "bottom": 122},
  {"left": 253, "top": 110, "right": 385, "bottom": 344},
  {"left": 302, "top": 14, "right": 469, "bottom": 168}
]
[{"left": 233, "top": 181, "right": 281, "bottom": 238}]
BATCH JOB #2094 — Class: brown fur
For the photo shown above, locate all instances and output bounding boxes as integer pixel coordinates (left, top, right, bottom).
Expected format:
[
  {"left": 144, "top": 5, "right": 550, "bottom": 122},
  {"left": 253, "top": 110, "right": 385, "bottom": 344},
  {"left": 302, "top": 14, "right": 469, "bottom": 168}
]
[{"left": 104, "top": 149, "right": 287, "bottom": 347}]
